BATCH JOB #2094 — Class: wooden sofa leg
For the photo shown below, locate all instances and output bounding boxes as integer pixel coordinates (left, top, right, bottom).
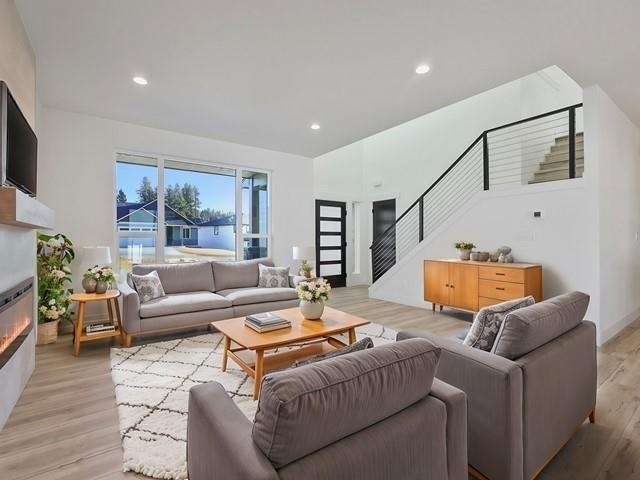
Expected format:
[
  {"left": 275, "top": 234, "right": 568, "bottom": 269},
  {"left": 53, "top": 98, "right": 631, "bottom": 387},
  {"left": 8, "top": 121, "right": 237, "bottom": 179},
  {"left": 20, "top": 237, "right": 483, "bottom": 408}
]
[
  {"left": 589, "top": 409, "right": 596, "bottom": 424},
  {"left": 124, "top": 334, "right": 133, "bottom": 348}
]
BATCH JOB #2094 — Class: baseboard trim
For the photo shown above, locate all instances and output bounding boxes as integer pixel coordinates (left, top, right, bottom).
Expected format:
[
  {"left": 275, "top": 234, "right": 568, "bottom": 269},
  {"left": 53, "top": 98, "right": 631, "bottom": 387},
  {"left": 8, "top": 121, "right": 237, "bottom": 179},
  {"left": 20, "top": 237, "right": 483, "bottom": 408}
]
[
  {"left": 599, "top": 306, "right": 640, "bottom": 345},
  {"left": 367, "top": 289, "right": 430, "bottom": 310}
]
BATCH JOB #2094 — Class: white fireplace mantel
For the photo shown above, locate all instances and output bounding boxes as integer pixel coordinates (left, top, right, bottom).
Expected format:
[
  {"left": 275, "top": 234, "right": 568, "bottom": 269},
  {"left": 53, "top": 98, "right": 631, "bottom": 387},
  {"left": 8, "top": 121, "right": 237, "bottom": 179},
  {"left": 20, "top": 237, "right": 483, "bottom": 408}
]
[{"left": 0, "top": 187, "right": 54, "bottom": 230}]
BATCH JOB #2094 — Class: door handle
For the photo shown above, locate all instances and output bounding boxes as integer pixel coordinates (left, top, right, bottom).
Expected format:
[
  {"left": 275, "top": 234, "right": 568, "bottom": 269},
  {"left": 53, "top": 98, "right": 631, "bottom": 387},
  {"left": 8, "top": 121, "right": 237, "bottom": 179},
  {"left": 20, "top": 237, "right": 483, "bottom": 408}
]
[
  {"left": 495, "top": 273, "right": 505, "bottom": 276},
  {"left": 496, "top": 287, "right": 505, "bottom": 291}
]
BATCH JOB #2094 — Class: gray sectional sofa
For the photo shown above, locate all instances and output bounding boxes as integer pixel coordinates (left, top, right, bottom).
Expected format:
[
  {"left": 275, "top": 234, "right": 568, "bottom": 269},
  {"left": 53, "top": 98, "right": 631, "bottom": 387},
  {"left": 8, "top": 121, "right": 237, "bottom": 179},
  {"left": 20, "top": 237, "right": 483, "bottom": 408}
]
[
  {"left": 398, "top": 291, "right": 596, "bottom": 480},
  {"left": 118, "top": 258, "right": 299, "bottom": 346},
  {"left": 187, "top": 338, "right": 468, "bottom": 480}
]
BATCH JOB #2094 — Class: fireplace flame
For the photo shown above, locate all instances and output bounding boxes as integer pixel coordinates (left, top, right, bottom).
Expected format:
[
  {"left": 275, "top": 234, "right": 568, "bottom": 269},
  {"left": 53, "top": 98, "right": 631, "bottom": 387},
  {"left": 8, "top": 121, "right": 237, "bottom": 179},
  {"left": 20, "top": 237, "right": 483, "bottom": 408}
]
[{"left": 0, "top": 314, "right": 30, "bottom": 356}]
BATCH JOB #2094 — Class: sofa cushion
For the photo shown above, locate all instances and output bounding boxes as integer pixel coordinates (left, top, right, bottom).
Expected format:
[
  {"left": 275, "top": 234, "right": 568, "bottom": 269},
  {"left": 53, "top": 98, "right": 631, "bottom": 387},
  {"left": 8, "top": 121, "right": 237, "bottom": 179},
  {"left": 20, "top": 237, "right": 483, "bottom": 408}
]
[
  {"left": 217, "top": 287, "right": 297, "bottom": 306},
  {"left": 252, "top": 338, "right": 441, "bottom": 468},
  {"left": 463, "top": 296, "right": 535, "bottom": 351},
  {"left": 258, "top": 264, "right": 290, "bottom": 288},
  {"left": 492, "top": 291, "right": 590, "bottom": 359},
  {"left": 132, "top": 262, "right": 215, "bottom": 294},
  {"left": 211, "top": 258, "right": 274, "bottom": 291},
  {"left": 130, "top": 270, "right": 166, "bottom": 303},
  {"left": 139, "top": 291, "right": 232, "bottom": 318}
]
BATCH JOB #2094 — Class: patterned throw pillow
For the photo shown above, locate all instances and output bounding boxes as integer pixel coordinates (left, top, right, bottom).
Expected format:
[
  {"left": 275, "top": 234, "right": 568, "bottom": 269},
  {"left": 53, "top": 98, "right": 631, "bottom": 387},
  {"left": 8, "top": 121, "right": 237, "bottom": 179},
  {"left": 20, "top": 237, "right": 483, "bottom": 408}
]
[
  {"left": 130, "top": 270, "right": 166, "bottom": 303},
  {"left": 292, "top": 337, "right": 374, "bottom": 367},
  {"left": 258, "top": 264, "right": 290, "bottom": 288},
  {"left": 463, "top": 296, "right": 535, "bottom": 351}
]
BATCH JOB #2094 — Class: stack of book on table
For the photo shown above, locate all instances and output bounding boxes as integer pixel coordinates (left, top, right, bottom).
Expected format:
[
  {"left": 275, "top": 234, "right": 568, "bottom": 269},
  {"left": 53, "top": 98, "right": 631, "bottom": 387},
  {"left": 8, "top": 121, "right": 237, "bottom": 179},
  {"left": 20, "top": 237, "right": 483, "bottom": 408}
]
[
  {"left": 85, "top": 323, "right": 116, "bottom": 335},
  {"left": 245, "top": 312, "right": 291, "bottom": 333}
]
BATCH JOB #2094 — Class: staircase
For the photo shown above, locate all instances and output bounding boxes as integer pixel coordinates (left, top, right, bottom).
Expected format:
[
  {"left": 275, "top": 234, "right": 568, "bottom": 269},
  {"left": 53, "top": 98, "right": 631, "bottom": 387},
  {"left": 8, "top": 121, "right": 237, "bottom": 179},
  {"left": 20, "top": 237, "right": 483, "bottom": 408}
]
[
  {"left": 371, "top": 103, "right": 584, "bottom": 283},
  {"left": 529, "top": 132, "right": 584, "bottom": 183}
]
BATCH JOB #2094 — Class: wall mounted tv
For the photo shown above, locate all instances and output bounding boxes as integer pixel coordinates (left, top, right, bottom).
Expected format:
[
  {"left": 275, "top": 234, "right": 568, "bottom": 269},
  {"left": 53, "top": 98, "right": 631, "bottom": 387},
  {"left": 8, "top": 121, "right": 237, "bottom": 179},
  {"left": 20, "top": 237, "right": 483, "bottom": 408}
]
[{"left": 0, "top": 81, "right": 37, "bottom": 196}]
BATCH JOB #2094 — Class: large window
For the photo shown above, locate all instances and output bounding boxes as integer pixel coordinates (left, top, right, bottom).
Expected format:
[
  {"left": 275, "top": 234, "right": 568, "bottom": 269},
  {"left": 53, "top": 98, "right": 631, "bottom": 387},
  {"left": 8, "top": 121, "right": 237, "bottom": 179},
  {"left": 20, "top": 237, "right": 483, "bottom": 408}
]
[{"left": 115, "top": 153, "right": 270, "bottom": 272}]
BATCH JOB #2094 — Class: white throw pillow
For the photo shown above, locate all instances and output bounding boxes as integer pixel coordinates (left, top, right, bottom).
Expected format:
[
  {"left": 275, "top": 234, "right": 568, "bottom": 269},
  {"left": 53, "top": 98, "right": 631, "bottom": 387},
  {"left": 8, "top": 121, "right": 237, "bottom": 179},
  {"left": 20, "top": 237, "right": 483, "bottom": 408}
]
[
  {"left": 131, "top": 270, "right": 166, "bottom": 303},
  {"left": 258, "top": 264, "right": 290, "bottom": 288},
  {"left": 463, "top": 296, "right": 535, "bottom": 351}
]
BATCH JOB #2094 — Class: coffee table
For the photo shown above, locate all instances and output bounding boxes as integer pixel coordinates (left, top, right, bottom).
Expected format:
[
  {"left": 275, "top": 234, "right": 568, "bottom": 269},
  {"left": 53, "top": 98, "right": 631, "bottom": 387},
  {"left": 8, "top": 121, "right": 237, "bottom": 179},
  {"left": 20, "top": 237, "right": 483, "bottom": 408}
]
[{"left": 213, "top": 306, "right": 370, "bottom": 399}]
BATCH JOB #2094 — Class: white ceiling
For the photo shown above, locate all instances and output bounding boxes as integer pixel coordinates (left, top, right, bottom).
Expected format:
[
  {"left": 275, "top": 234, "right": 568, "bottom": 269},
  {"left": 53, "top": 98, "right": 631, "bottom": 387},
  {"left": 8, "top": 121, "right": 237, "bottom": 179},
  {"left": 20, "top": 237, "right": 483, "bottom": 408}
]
[{"left": 15, "top": 0, "right": 640, "bottom": 158}]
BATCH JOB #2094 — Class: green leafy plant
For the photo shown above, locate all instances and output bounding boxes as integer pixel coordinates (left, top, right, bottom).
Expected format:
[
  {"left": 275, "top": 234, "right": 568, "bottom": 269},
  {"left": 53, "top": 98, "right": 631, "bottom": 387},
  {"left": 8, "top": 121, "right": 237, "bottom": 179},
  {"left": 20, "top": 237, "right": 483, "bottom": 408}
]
[
  {"left": 454, "top": 241, "right": 476, "bottom": 250},
  {"left": 36, "top": 233, "right": 75, "bottom": 324}
]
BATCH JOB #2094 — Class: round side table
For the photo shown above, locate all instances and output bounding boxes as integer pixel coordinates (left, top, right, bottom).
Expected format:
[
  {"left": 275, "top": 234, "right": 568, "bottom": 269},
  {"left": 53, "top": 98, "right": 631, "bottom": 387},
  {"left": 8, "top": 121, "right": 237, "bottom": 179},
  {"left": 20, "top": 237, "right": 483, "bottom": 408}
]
[{"left": 70, "top": 290, "right": 124, "bottom": 356}]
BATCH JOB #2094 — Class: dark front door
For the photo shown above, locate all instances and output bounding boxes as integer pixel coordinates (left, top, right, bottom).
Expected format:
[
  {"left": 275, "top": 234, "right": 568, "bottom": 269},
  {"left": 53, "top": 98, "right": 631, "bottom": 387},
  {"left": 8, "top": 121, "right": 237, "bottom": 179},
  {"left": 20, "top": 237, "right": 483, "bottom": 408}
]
[
  {"left": 371, "top": 199, "right": 396, "bottom": 282},
  {"left": 315, "top": 200, "right": 347, "bottom": 288}
]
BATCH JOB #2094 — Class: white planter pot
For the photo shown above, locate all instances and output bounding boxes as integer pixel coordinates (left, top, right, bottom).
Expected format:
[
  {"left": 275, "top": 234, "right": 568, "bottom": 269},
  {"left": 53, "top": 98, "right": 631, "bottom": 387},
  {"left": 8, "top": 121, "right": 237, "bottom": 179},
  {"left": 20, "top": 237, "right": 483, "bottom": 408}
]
[{"left": 300, "top": 300, "right": 325, "bottom": 320}]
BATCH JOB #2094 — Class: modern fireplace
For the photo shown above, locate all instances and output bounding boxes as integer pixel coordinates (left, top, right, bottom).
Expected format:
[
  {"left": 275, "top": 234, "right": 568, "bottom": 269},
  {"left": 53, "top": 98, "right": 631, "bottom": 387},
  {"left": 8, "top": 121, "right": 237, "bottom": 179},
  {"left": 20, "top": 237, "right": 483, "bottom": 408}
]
[{"left": 0, "top": 278, "right": 34, "bottom": 370}]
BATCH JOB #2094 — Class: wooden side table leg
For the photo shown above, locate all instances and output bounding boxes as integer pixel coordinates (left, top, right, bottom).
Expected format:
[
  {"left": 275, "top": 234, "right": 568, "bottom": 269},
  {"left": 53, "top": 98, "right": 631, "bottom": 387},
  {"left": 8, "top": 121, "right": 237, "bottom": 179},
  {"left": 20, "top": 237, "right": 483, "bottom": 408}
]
[
  {"left": 253, "top": 349, "right": 264, "bottom": 400},
  {"left": 112, "top": 298, "right": 125, "bottom": 346},
  {"left": 74, "top": 302, "right": 85, "bottom": 356},
  {"left": 221, "top": 336, "right": 231, "bottom": 372},
  {"left": 348, "top": 328, "right": 356, "bottom": 345},
  {"left": 107, "top": 298, "right": 114, "bottom": 322}
]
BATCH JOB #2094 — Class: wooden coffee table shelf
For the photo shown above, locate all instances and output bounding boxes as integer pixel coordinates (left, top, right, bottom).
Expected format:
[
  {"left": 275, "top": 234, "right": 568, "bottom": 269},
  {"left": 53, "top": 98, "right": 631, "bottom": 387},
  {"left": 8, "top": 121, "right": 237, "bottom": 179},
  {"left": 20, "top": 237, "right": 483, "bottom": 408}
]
[{"left": 213, "top": 306, "right": 370, "bottom": 399}]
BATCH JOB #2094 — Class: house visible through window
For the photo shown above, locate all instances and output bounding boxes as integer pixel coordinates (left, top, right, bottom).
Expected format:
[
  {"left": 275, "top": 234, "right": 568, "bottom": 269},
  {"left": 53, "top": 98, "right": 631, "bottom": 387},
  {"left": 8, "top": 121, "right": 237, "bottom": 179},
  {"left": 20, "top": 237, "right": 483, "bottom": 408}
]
[{"left": 115, "top": 154, "right": 270, "bottom": 271}]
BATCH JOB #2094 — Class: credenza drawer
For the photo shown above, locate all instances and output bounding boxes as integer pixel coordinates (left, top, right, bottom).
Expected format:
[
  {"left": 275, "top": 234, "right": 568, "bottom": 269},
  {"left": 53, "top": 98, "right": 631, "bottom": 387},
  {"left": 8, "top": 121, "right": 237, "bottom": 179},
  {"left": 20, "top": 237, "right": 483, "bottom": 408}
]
[
  {"left": 479, "top": 279, "right": 525, "bottom": 301},
  {"left": 478, "top": 266, "right": 525, "bottom": 284},
  {"left": 478, "top": 296, "right": 504, "bottom": 309}
]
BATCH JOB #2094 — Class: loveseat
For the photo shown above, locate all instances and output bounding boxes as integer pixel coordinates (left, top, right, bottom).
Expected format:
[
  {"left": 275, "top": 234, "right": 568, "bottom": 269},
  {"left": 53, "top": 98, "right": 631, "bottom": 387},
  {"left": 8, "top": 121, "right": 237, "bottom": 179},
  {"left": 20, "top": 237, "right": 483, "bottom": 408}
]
[
  {"left": 187, "top": 338, "right": 468, "bottom": 480},
  {"left": 398, "top": 291, "right": 596, "bottom": 480},
  {"left": 118, "top": 258, "right": 299, "bottom": 346}
]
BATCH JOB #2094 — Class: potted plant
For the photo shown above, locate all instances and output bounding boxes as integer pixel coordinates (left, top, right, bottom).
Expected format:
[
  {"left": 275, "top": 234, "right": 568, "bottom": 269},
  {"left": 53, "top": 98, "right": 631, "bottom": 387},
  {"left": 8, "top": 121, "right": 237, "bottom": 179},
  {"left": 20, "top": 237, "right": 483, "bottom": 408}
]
[
  {"left": 296, "top": 278, "right": 331, "bottom": 320},
  {"left": 36, "top": 233, "right": 75, "bottom": 345},
  {"left": 300, "top": 259, "right": 313, "bottom": 278},
  {"left": 83, "top": 266, "right": 116, "bottom": 294},
  {"left": 454, "top": 241, "right": 476, "bottom": 261}
]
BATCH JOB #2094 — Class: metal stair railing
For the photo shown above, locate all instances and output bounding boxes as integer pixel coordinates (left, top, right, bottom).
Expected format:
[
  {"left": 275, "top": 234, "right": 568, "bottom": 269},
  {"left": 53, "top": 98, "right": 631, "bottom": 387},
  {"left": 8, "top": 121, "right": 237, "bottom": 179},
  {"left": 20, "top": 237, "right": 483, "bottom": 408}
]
[{"left": 370, "top": 103, "right": 583, "bottom": 282}]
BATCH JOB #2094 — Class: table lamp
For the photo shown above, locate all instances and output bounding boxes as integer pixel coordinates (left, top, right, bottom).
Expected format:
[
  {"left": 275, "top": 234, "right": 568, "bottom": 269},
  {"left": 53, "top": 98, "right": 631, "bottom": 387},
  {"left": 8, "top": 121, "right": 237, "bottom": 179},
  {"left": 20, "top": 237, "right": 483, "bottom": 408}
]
[{"left": 82, "top": 246, "right": 112, "bottom": 267}]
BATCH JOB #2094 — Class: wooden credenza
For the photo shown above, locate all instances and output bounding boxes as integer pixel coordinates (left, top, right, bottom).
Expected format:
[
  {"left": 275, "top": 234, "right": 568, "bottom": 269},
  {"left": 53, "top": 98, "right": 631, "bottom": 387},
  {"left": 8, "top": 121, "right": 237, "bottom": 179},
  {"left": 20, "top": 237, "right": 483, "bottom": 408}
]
[{"left": 424, "top": 259, "right": 542, "bottom": 312}]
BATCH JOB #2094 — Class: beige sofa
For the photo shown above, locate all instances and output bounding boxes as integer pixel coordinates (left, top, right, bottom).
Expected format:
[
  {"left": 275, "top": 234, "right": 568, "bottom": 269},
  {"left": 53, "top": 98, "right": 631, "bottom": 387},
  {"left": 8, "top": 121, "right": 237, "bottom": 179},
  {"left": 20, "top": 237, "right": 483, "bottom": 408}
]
[
  {"left": 187, "top": 338, "right": 468, "bottom": 480},
  {"left": 118, "top": 258, "right": 299, "bottom": 346},
  {"left": 398, "top": 291, "right": 596, "bottom": 480}
]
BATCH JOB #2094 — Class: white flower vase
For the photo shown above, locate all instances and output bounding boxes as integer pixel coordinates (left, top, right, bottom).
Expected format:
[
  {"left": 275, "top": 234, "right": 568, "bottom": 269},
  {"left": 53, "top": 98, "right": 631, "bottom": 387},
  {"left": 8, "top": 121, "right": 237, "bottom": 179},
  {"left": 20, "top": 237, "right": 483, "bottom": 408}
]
[{"left": 300, "top": 300, "right": 325, "bottom": 320}]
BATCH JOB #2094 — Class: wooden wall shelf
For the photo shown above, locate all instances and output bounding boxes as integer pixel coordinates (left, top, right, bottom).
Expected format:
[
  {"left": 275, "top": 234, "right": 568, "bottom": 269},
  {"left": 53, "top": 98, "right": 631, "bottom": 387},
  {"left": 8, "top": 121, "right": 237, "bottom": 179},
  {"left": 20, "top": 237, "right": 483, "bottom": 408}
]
[{"left": 0, "top": 187, "right": 54, "bottom": 230}]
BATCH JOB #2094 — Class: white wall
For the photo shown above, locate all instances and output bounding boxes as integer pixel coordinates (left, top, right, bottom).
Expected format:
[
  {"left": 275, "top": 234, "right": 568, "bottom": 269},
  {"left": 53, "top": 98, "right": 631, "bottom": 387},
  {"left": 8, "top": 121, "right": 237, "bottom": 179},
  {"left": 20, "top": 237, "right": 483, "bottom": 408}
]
[
  {"left": 0, "top": 0, "right": 37, "bottom": 430},
  {"left": 38, "top": 107, "right": 315, "bottom": 285},
  {"left": 584, "top": 85, "right": 640, "bottom": 344},
  {"left": 314, "top": 66, "right": 583, "bottom": 285},
  {"left": 368, "top": 182, "right": 597, "bottom": 320}
]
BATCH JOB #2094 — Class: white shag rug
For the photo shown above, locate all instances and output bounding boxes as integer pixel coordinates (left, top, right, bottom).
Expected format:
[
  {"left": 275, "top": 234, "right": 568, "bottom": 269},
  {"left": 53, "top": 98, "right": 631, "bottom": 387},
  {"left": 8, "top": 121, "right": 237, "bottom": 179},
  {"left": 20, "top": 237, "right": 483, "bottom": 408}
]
[{"left": 110, "top": 323, "right": 397, "bottom": 480}]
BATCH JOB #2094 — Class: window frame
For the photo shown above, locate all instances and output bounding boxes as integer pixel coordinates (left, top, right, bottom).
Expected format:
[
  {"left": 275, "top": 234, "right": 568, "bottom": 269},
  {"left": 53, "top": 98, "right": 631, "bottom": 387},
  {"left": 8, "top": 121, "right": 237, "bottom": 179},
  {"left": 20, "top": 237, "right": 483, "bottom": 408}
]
[{"left": 114, "top": 150, "right": 272, "bottom": 271}]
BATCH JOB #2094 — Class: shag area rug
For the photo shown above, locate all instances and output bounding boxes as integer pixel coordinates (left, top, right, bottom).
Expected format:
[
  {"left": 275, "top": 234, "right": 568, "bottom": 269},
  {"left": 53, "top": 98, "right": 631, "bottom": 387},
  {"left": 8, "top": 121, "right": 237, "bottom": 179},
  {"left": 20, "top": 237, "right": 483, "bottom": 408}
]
[{"left": 110, "top": 323, "right": 397, "bottom": 480}]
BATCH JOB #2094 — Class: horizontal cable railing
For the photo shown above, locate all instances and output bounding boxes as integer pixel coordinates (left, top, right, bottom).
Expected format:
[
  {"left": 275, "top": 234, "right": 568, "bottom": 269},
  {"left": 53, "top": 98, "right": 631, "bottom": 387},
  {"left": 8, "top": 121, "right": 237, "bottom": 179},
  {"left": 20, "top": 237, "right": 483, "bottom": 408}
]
[{"left": 371, "top": 103, "right": 583, "bottom": 282}]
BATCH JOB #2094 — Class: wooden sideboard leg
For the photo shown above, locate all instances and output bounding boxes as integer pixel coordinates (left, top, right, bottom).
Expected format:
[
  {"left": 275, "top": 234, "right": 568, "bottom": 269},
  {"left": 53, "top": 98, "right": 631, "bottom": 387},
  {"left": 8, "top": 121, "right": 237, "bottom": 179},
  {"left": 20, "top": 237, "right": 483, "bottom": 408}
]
[
  {"left": 432, "top": 303, "right": 436, "bottom": 312},
  {"left": 439, "top": 305, "right": 443, "bottom": 312},
  {"left": 589, "top": 409, "right": 596, "bottom": 424}
]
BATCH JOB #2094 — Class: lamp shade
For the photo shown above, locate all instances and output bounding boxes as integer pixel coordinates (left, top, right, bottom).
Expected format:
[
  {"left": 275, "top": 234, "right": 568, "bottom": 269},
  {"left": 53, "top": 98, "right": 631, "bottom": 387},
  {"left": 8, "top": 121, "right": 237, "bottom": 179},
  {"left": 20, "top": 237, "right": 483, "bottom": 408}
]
[
  {"left": 82, "top": 246, "right": 112, "bottom": 266},
  {"left": 292, "top": 246, "right": 315, "bottom": 260}
]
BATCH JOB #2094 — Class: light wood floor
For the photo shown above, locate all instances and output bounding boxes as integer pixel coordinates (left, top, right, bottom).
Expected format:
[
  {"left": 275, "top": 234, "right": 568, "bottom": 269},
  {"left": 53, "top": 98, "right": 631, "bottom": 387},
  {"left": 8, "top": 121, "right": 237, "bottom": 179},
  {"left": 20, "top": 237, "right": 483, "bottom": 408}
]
[{"left": 0, "top": 285, "right": 638, "bottom": 479}]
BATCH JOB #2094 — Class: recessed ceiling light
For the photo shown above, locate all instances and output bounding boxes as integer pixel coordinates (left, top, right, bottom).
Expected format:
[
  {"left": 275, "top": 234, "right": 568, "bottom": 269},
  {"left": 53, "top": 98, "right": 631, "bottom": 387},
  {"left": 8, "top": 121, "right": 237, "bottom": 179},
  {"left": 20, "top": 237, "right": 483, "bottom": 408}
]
[
  {"left": 133, "top": 76, "right": 148, "bottom": 85},
  {"left": 415, "top": 64, "right": 431, "bottom": 75},
  {"left": 310, "top": 123, "right": 321, "bottom": 130}
]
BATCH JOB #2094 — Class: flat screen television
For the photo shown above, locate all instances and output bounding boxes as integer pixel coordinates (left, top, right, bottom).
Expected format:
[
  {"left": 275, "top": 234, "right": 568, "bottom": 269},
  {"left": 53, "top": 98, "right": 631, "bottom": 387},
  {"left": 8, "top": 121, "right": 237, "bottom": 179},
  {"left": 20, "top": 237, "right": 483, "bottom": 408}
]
[{"left": 0, "top": 81, "right": 37, "bottom": 196}]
